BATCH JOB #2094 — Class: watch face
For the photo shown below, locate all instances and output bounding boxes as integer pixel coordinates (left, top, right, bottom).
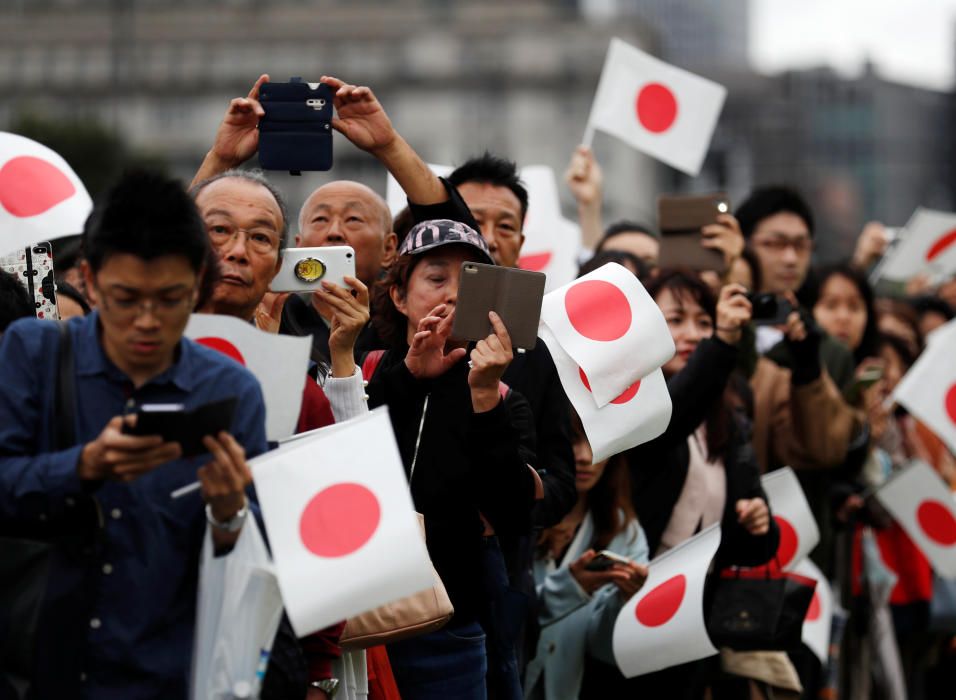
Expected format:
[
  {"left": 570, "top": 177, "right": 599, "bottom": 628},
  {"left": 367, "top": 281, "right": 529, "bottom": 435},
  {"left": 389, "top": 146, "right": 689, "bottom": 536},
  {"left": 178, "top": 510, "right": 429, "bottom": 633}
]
[{"left": 294, "top": 257, "right": 326, "bottom": 283}]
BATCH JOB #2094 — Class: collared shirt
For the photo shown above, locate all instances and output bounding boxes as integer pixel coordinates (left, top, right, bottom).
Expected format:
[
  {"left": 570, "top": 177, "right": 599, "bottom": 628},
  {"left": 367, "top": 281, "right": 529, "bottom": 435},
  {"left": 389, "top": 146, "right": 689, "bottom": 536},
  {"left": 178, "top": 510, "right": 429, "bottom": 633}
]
[{"left": 0, "top": 312, "right": 268, "bottom": 699}]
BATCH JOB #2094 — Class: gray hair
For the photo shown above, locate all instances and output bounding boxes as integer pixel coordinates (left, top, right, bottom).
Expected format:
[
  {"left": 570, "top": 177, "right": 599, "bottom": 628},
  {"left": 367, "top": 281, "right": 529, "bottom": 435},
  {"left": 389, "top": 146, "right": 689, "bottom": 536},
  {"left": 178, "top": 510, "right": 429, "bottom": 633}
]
[{"left": 189, "top": 168, "right": 290, "bottom": 250}]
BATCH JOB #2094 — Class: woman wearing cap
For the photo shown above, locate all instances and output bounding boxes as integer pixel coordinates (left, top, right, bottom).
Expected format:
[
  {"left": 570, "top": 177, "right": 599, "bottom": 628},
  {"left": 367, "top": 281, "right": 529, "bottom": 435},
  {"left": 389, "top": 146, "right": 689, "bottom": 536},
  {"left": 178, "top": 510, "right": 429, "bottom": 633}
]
[{"left": 366, "top": 219, "right": 539, "bottom": 700}]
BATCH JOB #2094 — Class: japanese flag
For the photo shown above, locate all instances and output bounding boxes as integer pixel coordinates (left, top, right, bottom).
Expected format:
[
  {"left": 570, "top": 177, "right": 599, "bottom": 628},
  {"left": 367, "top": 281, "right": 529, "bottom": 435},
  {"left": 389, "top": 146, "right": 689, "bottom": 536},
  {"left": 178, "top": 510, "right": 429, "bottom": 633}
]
[
  {"left": 516, "top": 165, "right": 582, "bottom": 292},
  {"left": 873, "top": 208, "right": 956, "bottom": 283},
  {"left": 539, "top": 262, "right": 674, "bottom": 407},
  {"left": 585, "top": 38, "right": 727, "bottom": 176},
  {"left": 385, "top": 164, "right": 453, "bottom": 216},
  {"left": 892, "top": 318, "right": 956, "bottom": 454},
  {"left": 252, "top": 408, "right": 434, "bottom": 636},
  {"left": 0, "top": 132, "right": 92, "bottom": 254},
  {"left": 613, "top": 524, "right": 721, "bottom": 677},
  {"left": 875, "top": 460, "right": 956, "bottom": 579},
  {"left": 760, "top": 467, "right": 820, "bottom": 570},
  {"left": 540, "top": 324, "right": 671, "bottom": 462},
  {"left": 184, "top": 314, "right": 311, "bottom": 442},
  {"left": 794, "top": 558, "right": 833, "bottom": 664}
]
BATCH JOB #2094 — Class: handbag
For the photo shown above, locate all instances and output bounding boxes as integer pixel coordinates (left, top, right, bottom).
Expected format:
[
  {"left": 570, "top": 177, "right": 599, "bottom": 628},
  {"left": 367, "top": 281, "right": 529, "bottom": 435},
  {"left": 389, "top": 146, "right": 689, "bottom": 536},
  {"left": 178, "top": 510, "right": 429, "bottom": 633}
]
[
  {"left": 0, "top": 323, "right": 103, "bottom": 692},
  {"left": 706, "top": 562, "right": 816, "bottom": 652},
  {"left": 339, "top": 512, "right": 454, "bottom": 650}
]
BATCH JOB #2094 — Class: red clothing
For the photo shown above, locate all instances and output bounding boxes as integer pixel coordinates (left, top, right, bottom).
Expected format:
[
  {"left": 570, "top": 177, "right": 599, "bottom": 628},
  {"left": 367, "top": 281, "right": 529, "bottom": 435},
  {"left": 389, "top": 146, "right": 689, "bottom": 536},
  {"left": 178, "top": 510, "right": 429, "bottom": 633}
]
[
  {"left": 851, "top": 523, "right": 933, "bottom": 604},
  {"left": 295, "top": 375, "right": 343, "bottom": 681}
]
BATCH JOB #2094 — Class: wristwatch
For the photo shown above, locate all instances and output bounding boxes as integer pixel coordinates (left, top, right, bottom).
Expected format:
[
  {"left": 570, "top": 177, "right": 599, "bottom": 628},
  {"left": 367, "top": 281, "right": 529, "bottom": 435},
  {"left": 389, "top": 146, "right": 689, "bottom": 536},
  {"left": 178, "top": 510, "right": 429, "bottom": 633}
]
[
  {"left": 310, "top": 678, "right": 340, "bottom": 697},
  {"left": 205, "top": 498, "right": 248, "bottom": 533}
]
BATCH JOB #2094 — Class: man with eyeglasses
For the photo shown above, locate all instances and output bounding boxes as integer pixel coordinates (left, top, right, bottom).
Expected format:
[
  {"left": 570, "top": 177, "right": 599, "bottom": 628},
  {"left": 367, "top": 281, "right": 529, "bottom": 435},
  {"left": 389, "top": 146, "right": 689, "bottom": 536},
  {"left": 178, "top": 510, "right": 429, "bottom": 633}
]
[{"left": 0, "top": 171, "right": 268, "bottom": 698}]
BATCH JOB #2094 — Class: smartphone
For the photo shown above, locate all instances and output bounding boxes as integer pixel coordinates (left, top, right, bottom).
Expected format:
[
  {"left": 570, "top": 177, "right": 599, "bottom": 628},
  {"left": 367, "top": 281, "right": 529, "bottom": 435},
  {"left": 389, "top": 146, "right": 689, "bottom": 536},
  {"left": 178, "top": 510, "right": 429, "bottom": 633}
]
[
  {"left": 124, "top": 397, "right": 237, "bottom": 458},
  {"left": 657, "top": 192, "right": 730, "bottom": 274},
  {"left": 844, "top": 366, "right": 884, "bottom": 404},
  {"left": 258, "top": 78, "right": 334, "bottom": 173},
  {"left": 271, "top": 246, "right": 356, "bottom": 293},
  {"left": 451, "top": 262, "right": 546, "bottom": 350},
  {"left": 0, "top": 242, "right": 58, "bottom": 320},
  {"left": 584, "top": 550, "right": 632, "bottom": 572},
  {"left": 747, "top": 293, "right": 794, "bottom": 326}
]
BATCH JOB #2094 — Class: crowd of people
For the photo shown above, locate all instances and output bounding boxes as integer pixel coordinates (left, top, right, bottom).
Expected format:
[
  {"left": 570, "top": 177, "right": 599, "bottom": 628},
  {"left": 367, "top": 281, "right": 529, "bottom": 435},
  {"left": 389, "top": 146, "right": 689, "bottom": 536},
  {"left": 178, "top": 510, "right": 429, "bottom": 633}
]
[{"left": 2, "top": 73, "right": 956, "bottom": 700}]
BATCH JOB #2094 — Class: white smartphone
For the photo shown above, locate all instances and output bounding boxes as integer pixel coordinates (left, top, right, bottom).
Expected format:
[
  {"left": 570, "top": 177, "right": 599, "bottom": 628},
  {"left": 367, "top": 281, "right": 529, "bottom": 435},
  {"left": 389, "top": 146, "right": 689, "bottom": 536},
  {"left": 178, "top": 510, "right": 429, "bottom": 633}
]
[{"left": 272, "top": 246, "right": 356, "bottom": 293}]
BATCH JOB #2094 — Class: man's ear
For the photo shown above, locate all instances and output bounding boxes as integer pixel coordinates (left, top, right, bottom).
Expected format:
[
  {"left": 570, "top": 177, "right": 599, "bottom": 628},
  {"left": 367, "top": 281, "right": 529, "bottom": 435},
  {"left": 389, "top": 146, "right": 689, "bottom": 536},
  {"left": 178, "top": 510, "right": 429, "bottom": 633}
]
[
  {"left": 517, "top": 232, "right": 526, "bottom": 255},
  {"left": 388, "top": 284, "right": 407, "bottom": 316},
  {"left": 81, "top": 261, "right": 99, "bottom": 307},
  {"left": 382, "top": 232, "right": 399, "bottom": 269}
]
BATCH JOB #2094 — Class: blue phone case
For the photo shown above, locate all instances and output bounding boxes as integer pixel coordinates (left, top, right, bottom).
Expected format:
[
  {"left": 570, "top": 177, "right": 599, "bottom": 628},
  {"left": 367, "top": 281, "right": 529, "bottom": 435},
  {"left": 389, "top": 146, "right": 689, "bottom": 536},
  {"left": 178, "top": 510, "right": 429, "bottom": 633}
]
[{"left": 258, "top": 77, "right": 333, "bottom": 174}]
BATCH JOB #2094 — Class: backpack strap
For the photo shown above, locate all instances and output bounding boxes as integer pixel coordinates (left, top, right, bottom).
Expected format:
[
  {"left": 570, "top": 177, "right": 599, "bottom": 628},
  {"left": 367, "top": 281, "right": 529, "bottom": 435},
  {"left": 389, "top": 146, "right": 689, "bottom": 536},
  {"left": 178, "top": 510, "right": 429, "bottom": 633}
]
[
  {"left": 361, "top": 350, "right": 386, "bottom": 381},
  {"left": 55, "top": 321, "right": 77, "bottom": 450}
]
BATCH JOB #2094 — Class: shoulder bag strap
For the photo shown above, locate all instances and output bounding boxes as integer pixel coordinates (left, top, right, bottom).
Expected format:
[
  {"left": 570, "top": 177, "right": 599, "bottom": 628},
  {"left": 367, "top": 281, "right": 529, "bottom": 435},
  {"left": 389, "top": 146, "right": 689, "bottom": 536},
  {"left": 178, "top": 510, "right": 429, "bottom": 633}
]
[{"left": 55, "top": 321, "right": 77, "bottom": 450}]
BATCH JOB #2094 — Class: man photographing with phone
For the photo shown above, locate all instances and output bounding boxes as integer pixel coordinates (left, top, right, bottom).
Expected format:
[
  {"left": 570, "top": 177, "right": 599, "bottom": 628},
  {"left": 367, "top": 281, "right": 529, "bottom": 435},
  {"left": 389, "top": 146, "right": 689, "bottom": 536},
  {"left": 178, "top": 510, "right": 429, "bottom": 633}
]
[{"left": 0, "top": 171, "right": 268, "bottom": 697}]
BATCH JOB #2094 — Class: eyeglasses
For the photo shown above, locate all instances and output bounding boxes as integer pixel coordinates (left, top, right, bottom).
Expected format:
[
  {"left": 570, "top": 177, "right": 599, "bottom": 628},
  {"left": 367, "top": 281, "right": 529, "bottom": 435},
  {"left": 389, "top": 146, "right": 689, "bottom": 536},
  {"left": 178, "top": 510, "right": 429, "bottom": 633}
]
[
  {"left": 96, "top": 286, "right": 195, "bottom": 321},
  {"left": 207, "top": 222, "right": 280, "bottom": 255},
  {"left": 751, "top": 236, "right": 813, "bottom": 255}
]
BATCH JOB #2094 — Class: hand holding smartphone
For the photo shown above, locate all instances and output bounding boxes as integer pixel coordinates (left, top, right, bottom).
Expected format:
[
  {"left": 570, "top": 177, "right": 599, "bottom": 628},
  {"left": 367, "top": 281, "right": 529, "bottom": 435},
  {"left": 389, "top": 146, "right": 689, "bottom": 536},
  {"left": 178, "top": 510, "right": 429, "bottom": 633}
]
[
  {"left": 451, "top": 262, "right": 545, "bottom": 350},
  {"left": 271, "top": 246, "right": 356, "bottom": 293},
  {"left": 657, "top": 193, "right": 731, "bottom": 273},
  {"left": 584, "top": 550, "right": 633, "bottom": 572},
  {"left": 123, "top": 397, "right": 238, "bottom": 458}
]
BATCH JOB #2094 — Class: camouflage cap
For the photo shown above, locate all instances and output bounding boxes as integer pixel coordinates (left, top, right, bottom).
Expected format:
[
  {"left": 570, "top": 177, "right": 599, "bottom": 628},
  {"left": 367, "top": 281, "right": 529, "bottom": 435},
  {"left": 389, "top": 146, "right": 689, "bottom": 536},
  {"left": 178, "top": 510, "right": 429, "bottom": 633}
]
[{"left": 398, "top": 218, "right": 495, "bottom": 265}]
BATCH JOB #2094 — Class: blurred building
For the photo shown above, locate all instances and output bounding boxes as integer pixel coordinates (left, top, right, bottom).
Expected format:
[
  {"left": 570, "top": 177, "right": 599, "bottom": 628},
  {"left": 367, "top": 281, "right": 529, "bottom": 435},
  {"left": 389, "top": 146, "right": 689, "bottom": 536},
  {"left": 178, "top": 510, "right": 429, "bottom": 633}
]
[{"left": 2, "top": 0, "right": 954, "bottom": 259}]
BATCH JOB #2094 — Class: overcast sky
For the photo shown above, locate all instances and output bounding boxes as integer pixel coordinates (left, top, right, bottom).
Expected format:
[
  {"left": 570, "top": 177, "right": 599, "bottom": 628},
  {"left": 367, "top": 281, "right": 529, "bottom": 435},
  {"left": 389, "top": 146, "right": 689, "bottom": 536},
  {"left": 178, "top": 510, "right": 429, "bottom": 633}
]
[{"left": 750, "top": 0, "right": 956, "bottom": 91}]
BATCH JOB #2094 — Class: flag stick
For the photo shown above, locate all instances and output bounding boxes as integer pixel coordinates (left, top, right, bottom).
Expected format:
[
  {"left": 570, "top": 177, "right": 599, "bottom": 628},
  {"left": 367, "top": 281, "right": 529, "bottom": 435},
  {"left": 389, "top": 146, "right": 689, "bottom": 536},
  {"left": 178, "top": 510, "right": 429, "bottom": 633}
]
[{"left": 582, "top": 124, "right": 596, "bottom": 149}]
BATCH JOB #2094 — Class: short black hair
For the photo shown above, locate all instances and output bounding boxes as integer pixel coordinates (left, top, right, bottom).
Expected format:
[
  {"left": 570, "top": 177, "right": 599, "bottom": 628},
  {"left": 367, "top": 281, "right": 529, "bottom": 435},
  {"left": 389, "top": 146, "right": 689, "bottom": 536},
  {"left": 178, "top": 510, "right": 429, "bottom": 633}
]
[
  {"left": 909, "top": 294, "right": 955, "bottom": 322},
  {"left": 0, "top": 269, "right": 35, "bottom": 332},
  {"left": 735, "top": 185, "right": 815, "bottom": 240},
  {"left": 597, "top": 220, "right": 660, "bottom": 251},
  {"left": 448, "top": 152, "right": 529, "bottom": 221},
  {"left": 189, "top": 169, "right": 291, "bottom": 250},
  {"left": 83, "top": 169, "right": 209, "bottom": 273},
  {"left": 578, "top": 249, "right": 649, "bottom": 281},
  {"left": 54, "top": 280, "right": 91, "bottom": 316}
]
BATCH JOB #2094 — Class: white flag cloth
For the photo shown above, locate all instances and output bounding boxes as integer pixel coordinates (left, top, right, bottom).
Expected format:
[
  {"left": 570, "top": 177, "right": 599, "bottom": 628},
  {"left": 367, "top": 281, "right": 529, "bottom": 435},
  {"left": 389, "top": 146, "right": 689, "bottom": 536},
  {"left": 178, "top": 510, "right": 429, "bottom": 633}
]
[
  {"left": 0, "top": 132, "right": 93, "bottom": 254},
  {"left": 541, "top": 324, "right": 671, "bottom": 462},
  {"left": 252, "top": 408, "right": 434, "bottom": 636},
  {"left": 516, "top": 165, "right": 582, "bottom": 292},
  {"left": 873, "top": 208, "right": 956, "bottom": 283},
  {"left": 386, "top": 163, "right": 582, "bottom": 292},
  {"left": 184, "top": 314, "right": 311, "bottom": 442},
  {"left": 760, "top": 467, "right": 820, "bottom": 570},
  {"left": 613, "top": 524, "right": 721, "bottom": 677},
  {"left": 892, "top": 318, "right": 956, "bottom": 454},
  {"left": 585, "top": 38, "right": 727, "bottom": 176},
  {"left": 793, "top": 558, "right": 832, "bottom": 664},
  {"left": 540, "top": 262, "right": 674, "bottom": 407},
  {"left": 875, "top": 460, "right": 956, "bottom": 579}
]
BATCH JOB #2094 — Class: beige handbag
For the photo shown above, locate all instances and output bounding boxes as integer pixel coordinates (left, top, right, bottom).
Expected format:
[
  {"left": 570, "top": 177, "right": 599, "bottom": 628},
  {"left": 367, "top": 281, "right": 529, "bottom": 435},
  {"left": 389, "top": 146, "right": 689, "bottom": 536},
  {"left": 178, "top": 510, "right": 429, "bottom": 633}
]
[{"left": 339, "top": 512, "right": 453, "bottom": 650}]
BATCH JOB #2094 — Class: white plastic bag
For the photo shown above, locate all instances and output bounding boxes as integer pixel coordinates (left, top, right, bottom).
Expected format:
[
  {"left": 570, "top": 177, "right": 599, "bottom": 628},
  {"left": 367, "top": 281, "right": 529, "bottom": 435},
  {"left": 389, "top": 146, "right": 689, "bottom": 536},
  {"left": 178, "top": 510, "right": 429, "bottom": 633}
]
[{"left": 190, "top": 520, "right": 284, "bottom": 699}]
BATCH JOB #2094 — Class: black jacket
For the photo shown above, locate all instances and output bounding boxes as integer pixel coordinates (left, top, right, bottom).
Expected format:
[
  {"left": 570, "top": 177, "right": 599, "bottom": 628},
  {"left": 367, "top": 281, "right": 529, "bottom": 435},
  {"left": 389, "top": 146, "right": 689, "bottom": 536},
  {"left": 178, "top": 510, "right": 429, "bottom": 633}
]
[
  {"left": 628, "top": 337, "right": 779, "bottom": 566},
  {"left": 366, "top": 349, "right": 537, "bottom": 624}
]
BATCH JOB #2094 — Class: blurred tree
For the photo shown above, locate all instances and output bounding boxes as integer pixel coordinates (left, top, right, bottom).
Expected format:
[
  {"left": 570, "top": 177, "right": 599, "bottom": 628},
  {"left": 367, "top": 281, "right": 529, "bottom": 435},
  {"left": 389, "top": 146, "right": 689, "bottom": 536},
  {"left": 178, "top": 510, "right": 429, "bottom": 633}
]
[{"left": 8, "top": 113, "right": 167, "bottom": 199}]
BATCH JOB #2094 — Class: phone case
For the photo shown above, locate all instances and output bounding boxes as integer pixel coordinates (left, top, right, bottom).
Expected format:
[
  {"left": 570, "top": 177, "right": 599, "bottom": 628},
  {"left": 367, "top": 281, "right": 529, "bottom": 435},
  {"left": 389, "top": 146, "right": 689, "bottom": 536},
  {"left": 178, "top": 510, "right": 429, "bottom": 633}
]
[
  {"left": 657, "top": 192, "right": 730, "bottom": 274},
  {"left": 126, "top": 397, "right": 237, "bottom": 458},
  {"left": 451, "top": 262, "right": 546, "bottom": 350},
  {"left": 271, "top": 246, "right": 356, "bottom": 293},
  {"left": 0, "top": 242, "right": 58, "bottom": 320},
  {"left": 258, "top": 78, "right": 334, "bottom": 173}
]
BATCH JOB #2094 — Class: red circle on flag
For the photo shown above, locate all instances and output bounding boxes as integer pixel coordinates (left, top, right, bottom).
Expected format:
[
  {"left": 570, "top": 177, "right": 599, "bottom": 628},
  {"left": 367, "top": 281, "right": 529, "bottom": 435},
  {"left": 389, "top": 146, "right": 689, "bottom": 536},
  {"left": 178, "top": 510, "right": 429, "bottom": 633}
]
[
  {"left": 916, "top": 500, "right": 956, "bottom": 546},
  {"left": 635, "top": 573, "right": 686, "bottom": 627},
  {"left": 195, "top": 336, "right": 246, "bottom": 366},
  {"left": 0, "top": 156, "right": 76, "bottom": 217},
  {"left": 806, "top": 590, "right": 821, "bottom": 622},
  {"left": 926, "top": 229, "right": 956, "bottom": 262},
  {"left": 564, "top": 280, "right": 632, "bottom": 341},
  {"left": 299, "top": 483, "right": 381, "bottom": 557},
  {"left": 775, "top": 516, "right": 799, "bottom": 568},
  {"left": 945, "top": 383, "right": 956, "bottom": 425},
  {"left": 518, "top": 252, "right": 552, "bottom": 272},
  {"left": 579, "top": 367, "right": 642, "bottom": 404},
  {"left": 635, "top": 83, "right": 679, "bottom": 133}
]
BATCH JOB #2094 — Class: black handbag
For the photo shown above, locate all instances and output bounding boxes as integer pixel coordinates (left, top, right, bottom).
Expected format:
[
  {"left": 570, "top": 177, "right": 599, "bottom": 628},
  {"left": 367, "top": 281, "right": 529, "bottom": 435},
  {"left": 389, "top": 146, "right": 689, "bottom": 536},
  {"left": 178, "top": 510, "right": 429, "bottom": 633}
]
[
  {"left": 705, "top": 562, "right": 816, "bottom": 652},
  {"left": 0, "top": 322, "right": 103, "bottom": 695}
]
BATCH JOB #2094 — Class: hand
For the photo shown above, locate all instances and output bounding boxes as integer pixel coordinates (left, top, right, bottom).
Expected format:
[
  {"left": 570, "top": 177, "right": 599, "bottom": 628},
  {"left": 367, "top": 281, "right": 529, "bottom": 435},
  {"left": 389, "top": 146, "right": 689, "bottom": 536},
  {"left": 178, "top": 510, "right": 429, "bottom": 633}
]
[
  {"left": 306, "top": 689, "right": 330, "bottom": 700},
  {"left": 714, "top": 283, "right": 752, "bottom": 345},
  {"left": 208, "top": 74, "right": 269, "bottom": 170},
  {"left": 468, "top": 311, "right": 513, "bottom": 412},
  {"left": 782, "top": 310, "right": 807, "bottom": 343},
  {"left": 905, "top": 273, "right": 934, "bottom": 297},
  {"left": 564, "top": 145, "right": 603, "bottom": 207},
  {"left": 735, "top": 498, "right": 770, "bottom": 535},
  {"left": 836, "top": 494, "right": 865, "bottom": 524},
  {"left": 320, "top": 276, "right": 370, "bottom": 378},
  {"left": 568, "top": 550, "right": 626, "bottom": 594},
  {"left": 851, "top": 221, "right": 888, "bottom": 271},
  {"left": 197, "top": 431, "right": 252, "bottom": 523},
  {"left": 611, "top": 561, "right": 649, "bottom": 601},
  {"left": 78, "top": 415, "right": 182, "bottom": 482},
  {"left": 702, "top": 214, "right": 745, "bottom": 270},
  {"left": 404, "top": 305, "right": 467, "bottom": 379},
  {"left": 322, "top": 76, "right": 398, "bottom": 156},
  {"left": 255, "top": 291, "right": 290, "bottom": 333}
]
